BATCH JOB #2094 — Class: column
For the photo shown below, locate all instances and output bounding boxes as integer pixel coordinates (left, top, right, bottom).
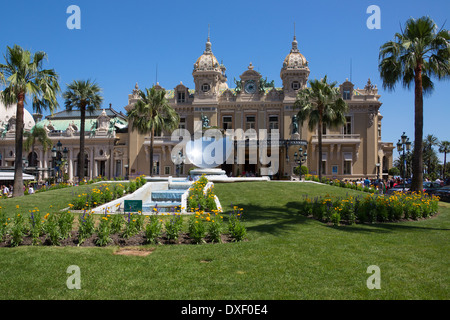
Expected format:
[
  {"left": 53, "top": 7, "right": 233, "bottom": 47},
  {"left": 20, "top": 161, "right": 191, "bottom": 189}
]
[
  {"left": 94, "top": 160, "right": 98, "bottom": 178},
  {"left": 39, "top": 149, "right": 43, "bottom": 181},
  {"left": 43, "top": 150, "right": 48, "bottom": 179},
  {"left": 90, "top": 148, "right": 94, "bottom": 180},
  {"left": 109, "top": 148, "right": 114, "bottom": 180},
  {"left": 68, "top": 149, "right": 73, "bottom": 182}
]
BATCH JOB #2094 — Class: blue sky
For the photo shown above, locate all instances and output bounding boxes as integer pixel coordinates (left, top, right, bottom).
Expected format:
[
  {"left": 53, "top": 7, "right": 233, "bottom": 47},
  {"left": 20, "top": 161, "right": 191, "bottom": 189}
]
[{"left": 1, "top": 0, "right": 449, "bottom": 161}]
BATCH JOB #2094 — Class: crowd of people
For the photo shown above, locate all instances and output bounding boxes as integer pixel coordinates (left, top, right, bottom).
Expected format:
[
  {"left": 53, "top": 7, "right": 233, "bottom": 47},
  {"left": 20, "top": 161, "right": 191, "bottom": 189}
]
[
  {"left": 1, "top": 183, "right": 38, "bottom": 197},
  {"left": 344, "top": 176, "right": 450, "bottom": 194}
]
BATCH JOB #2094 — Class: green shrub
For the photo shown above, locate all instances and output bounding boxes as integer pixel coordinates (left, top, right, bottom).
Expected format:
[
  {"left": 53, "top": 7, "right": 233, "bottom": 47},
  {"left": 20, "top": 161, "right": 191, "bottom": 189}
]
[
  {"left": 188, "top": 215, "right": 206, "bottom": 244},
  {"left": 330, "top": 212, "right": 341, "bottom": 226},
  {"left": 228, "top": 207, "right": 247, "bottom": 242},
  {"left": 165, "top": 214, "right": 183, "bottom": 242},
  {"left": 78, "top": 211, "right": 95, "bottom": 245},
  {"left": 145, "top": 215, "right": 162, "bottom": 244},
  {"left": 58, "top": 212, "right": 74, "bottom": 239},
  {"left": 10, "top": 213, "right": 26, "bottom": 247},
  {"left": 110, "top": 213, "right": 125, "bottom": 234},
  {"left": 44, "top": 213, "right": 61, "bottom": 246},
  {"left": 96, "top": 216, "right": 112, "bottom": 246}
]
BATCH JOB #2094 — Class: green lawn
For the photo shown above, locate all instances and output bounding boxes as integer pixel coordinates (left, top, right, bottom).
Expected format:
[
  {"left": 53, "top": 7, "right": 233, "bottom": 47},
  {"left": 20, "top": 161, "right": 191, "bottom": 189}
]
[{"left": 0, "top": 181, "right": 448, "bottom": 300}]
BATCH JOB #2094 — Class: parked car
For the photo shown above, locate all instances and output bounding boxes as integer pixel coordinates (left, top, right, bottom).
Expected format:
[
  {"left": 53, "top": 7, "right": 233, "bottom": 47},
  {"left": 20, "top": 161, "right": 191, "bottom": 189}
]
[
  {"left": 422, "top": 182, "right": 442, "bottom": 195},
  {"left": 386, "top": 183, "right": 411, "bottom": 195},
  {"left": 434, "top": 185, "right": 450, "bottom": 202},
  {"left": 386, "top": 182, "right": 441, "bottom": 196}
]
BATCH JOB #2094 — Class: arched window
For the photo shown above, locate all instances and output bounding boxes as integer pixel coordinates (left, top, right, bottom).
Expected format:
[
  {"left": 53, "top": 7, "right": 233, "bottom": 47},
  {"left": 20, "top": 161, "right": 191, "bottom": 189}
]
[
  {"left": 28, "top": 152, "right": 38, "bottom": 167},
  {"left": 75, "top": 152, "right": 89, "bottom": 178}
]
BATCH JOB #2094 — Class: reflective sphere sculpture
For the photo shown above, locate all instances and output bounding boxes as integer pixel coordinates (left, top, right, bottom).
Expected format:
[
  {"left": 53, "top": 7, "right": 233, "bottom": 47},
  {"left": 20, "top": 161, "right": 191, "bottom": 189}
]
[{"left": 185, "top": 136, "right": 233, "bottom": 169}]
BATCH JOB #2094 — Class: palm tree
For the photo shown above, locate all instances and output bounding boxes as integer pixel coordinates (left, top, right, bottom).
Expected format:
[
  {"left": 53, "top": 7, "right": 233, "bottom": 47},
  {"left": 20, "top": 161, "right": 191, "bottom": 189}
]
[
  {"left": 23, "top": 126, "right": 52, "bottom": 167},
  {"left": 0, "top": 45, "right": 60, "bottom": 197},
  {"left": 63, "top": 80, "right": 103, "bottom": 181},
  {"left": 423, "top": 134, "right": 439, "bottom": 175},
  {"left": 439, "top": 140, "right": 450, "bottom": 179},
  {"left": 379, "top": 16, "right": 450, "bottom": 192},
  {"left": 294, "top": 75, "right": 349, "bottom": 181},
  {"left": 127, "top": 86, "right": 179, "bottom": 177}
]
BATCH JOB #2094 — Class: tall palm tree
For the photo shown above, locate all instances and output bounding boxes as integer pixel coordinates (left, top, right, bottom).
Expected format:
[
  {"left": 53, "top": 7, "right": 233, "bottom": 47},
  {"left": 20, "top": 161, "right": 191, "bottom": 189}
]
[
  {"left": 423, "top": 134, "right": 439, "bottom": 175},
  {"left": 0, "top": 45, "right": 60, "bottom": 197},
  {"left": 63, "top": 80, "right": 103, "bottom": 181},
  {"left": 294, "top": 75, "right": 349, "bottom": 181},
  {"left": 379, "top": 16, "right": 450, "bottom": 192},
  {"left": 23, "top": 126, "right": 52, "bottom": 167},
  {"left": 127, "top": 86, "right": 179, "bottom": 177},
  {"left": 439, "top": 140, "right": 450, "bottom": 179}
]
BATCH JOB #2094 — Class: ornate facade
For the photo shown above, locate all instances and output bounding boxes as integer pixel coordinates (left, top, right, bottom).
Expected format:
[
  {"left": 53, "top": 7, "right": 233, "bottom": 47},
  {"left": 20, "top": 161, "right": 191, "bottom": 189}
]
[
  {"left": 0, "top": 35, "right": 394, "bottom": 182},
  {"left": 0, "top": 103, "right": 128, "bottom": 182},
  {"left": 126, "top": 35, "right": 394, "bottom": 180}
]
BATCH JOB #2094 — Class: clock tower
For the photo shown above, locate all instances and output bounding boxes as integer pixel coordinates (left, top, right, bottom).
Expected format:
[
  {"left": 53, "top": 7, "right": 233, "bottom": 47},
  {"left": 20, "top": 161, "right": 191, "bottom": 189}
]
[
  {"left": 239, "top": 62, "right": 262, "bottom": 95},
  {"left": 192, "top": 35, "right": 228, "bottom": 104},
  {"left": 280, "top": 35, "right": 310, "bottom": 103}
]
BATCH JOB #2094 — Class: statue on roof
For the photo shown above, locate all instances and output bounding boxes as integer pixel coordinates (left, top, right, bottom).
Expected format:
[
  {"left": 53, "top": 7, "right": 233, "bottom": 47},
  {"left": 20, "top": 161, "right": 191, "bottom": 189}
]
[
  {"left": 132, "top": 82, "right": 140, "bottom": 97},
  {"left": 234, "top": 77, "right": 242, "bottom": 94},
  {"left": 292, "top": 114, "right": 299, "bottom": 134},
  {"left": 364, "top": 78, "right": 375, "bottom": 93},
  {"left": 259, "top": 77, "right": 275, "bottom": 93},
  {"left": 201, "top": 113, "right": 210, "bottom": 129}
]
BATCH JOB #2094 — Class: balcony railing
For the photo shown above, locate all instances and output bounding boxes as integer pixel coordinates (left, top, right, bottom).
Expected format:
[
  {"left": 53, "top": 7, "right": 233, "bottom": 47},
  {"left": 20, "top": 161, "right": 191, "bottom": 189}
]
[{"left": 312, "top": 134, "right": 360, "bottom": 140}]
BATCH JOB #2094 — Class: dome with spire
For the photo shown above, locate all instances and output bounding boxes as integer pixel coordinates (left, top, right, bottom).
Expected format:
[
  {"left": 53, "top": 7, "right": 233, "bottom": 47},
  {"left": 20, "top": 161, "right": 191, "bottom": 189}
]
[
  {"left": 282, "top": 36, "right": 308, "bottom": 69},
  {"left": 193, "top": 36, "right": 221, "bottom": 72}
]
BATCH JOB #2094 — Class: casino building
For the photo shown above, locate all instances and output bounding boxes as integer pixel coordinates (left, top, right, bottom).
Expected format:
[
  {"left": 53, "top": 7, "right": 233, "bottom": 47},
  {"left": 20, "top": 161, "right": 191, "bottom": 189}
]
[
  {"left": 126, "top": 35, "right": 394, "bottom": 180},
  {"left": 0, "top": 34, "right": 394, "bottom": 182}
]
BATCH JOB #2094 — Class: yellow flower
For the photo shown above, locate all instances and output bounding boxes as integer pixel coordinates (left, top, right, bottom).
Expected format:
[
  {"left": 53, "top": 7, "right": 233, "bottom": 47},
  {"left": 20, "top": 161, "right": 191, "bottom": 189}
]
[{"left": 16, "top": 205, "right": 19, "bottom": 209}]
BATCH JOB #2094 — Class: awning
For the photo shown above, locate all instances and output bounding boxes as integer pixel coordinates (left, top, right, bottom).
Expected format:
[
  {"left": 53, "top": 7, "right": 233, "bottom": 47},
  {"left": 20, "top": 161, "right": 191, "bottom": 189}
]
[
  {"left": 344, "top": 153, "right": 353, "bottom": 161},
  {"left": 0, "top": 171, "right": 36, "bottom": 181}
]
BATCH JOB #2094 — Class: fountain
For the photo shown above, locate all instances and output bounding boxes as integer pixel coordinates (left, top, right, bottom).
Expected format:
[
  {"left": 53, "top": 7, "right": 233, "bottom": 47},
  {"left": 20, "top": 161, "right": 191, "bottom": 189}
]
[
  {"left": 93, "top": 134, "right": 266, "bottom": 214},
  {"left": 185, "top": 135, "right": 232, "bottom": 180}
]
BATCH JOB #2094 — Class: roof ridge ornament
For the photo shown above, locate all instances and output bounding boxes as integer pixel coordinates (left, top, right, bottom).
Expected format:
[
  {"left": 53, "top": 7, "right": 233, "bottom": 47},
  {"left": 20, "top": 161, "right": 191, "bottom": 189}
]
[
  {"left": 204, "top": 24, "right": 212, "bottom": 54},
  {"left": 132, "top": 82, "right": 140, "bottom": 96},
  {"left": 291, "top": 22, "right": 299, "bottom": 53}
]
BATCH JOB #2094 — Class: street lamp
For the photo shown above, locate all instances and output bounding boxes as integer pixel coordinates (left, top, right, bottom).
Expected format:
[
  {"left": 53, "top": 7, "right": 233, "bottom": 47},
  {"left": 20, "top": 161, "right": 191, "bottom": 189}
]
[
  {"left": 51, "top": 141, "right": 65, "bottom": 183},
  {"left": 396, "top": 132, "right": 411, "bottom": 192},
  {"left": 376, "top": 163, "right": 381, "bottom": 180},
  {"left": 293, "top": 147, "right": 308, "bottom": 180},
  {"left": 171, "top": 150, "right": 186, "bottom": 177},
  {"left": 62, "top": 147, "right": 68, "bottom": 182}
]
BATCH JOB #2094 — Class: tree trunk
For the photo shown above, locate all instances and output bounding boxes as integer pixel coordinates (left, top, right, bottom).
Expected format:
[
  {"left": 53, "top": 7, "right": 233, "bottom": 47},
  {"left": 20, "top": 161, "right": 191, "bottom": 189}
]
[
  {"left": 79, "top": 106, "right": 86, "bottom": 182},
  {"left": 31, "top": 138, "right": 37, "bottom": 167},
  {"left": 318, "top": 108, "right": 323, "bottom": 181},
  {"left": 13, "top": 93, "right": 25, "bottom": 197},
  {"left": 150, "top": 127, "right": 154, "bottom": 177},
  {"left": 411, "top": 63, "right": 424, "bottom": 192},
  {"left": 444, "top": 152, "right": 447, "bottom": 179}
]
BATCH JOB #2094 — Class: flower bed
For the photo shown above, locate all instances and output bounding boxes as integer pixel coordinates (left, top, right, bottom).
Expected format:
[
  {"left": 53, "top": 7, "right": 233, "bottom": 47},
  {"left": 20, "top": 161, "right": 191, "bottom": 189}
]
[
  {"left": 0, "top": 204, "right": 247, "bottom": 247},
  {"left": 304, "top": 174, "right": 380, "bottom": 194},
  {"left": 186, "top": 175, "right": 219, "bottom": 212},
  {"left": 68, "top": 176, "right": 147, "bottom": 211},
  {"left": 299, "top": 192, "right": 440, "bottom": 226}
]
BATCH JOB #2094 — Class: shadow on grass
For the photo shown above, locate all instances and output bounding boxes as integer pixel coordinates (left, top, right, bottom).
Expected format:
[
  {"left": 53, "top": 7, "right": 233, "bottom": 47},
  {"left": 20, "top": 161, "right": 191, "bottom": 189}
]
[
  {"left": 325, "top": 221, "right": 450, "bottom": 234},
  {"left": 223, "top": 201, "right": 315, "bottom": 236}
]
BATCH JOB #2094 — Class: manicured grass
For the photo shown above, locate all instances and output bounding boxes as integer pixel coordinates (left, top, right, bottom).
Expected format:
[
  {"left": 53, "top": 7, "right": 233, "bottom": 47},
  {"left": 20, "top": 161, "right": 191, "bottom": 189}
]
[{"left": 0, "top": 181, "right": 448, "bottom": 299}]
